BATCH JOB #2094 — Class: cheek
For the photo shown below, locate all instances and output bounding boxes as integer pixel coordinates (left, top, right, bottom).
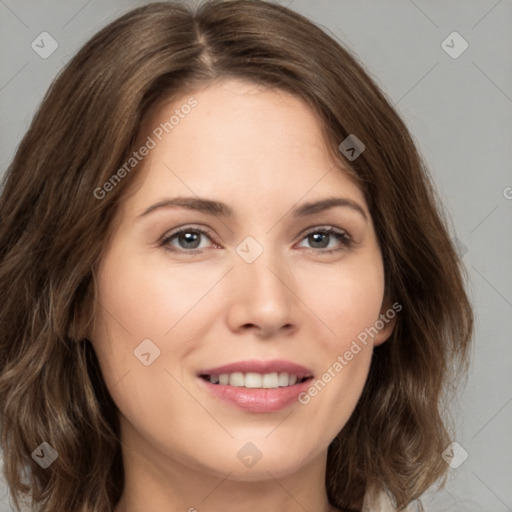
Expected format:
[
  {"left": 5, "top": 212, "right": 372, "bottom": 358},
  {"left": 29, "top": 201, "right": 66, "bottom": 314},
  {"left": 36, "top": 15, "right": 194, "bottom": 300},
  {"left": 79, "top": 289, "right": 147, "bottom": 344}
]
[
  {"left": 297, "top": 256, "right": 385, "bottom": 347},
  {"left": 90, "top": 244, "right": 219, "bottom": 393},
  {"left": 293, "top": 256, "right": 384, "bottom": 423},
  {"left": 89, "top": 250, "right": 168, "bottom": 390},
  {"left": 94, "top": 248, "right": 200, "bottom": 341}
]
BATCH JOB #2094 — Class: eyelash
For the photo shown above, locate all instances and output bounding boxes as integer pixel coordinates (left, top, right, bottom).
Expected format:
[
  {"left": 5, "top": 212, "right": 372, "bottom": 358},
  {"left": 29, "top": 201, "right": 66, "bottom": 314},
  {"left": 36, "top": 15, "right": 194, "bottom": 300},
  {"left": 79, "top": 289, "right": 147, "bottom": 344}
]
[{"left": 159, "top": 225, "right": 352, "bottom": 255}]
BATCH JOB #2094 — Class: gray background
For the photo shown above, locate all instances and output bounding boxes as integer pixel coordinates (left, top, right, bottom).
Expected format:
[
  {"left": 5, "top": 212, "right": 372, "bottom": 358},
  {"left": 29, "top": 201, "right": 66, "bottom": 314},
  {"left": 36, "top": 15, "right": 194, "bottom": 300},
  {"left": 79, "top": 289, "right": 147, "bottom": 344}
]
[{"left": 1, "top": 0, "right": 511, "bottom": 511}]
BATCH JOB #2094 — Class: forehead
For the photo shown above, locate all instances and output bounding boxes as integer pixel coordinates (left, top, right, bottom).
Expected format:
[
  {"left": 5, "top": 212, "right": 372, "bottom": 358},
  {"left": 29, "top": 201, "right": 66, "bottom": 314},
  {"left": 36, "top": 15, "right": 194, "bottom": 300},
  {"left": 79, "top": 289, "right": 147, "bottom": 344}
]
[
  {"left": 123, "top": 78, "right": 365, "bottom": 210},
  {"left": 145, "top": 79, "right": 328, "bottom": 151}
]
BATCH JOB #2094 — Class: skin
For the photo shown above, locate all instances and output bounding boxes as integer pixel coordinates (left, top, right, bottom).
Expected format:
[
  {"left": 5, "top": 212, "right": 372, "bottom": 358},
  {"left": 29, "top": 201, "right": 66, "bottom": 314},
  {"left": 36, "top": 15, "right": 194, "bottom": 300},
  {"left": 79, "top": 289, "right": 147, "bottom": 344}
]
[{"left": 89, "top": 79, "right": 395, "bottom": 512}]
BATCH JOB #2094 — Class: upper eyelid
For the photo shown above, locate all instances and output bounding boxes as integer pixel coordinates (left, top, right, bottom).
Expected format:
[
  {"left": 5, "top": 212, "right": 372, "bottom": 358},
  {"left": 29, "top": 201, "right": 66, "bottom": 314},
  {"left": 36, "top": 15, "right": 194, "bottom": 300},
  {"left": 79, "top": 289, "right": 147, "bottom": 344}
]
[{"left": 302, "top": 225, "right": 349, "bottom": 235}]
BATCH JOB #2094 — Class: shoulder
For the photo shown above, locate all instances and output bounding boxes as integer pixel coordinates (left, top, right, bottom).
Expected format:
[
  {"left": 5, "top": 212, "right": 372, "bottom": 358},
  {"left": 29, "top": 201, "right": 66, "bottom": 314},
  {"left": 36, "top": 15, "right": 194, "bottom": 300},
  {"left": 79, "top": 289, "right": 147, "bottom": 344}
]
[{"left": 361, "top": 489, "right": 425, "bottom": 512}]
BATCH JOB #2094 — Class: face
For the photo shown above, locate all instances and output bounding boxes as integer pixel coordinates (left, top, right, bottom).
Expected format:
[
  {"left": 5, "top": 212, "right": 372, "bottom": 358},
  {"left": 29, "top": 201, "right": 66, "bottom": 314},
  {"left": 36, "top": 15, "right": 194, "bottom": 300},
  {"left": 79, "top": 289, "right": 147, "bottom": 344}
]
[{"left": 89, "top": 79, "right": 395, "bottom": 484}]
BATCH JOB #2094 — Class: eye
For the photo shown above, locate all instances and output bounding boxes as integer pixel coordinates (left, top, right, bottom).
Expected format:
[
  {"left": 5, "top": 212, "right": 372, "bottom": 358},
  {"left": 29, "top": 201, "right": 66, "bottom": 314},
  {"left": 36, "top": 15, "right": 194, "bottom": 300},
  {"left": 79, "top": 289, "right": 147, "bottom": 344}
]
[
  {"left": 297, "top": 226, "right": 352, "bottom": 254},
  {"left": 160, "top": 225, "right": 216, "bottom": 253},
  {"left": 159, "top": 225, "right": 352, "bottom": 254}
]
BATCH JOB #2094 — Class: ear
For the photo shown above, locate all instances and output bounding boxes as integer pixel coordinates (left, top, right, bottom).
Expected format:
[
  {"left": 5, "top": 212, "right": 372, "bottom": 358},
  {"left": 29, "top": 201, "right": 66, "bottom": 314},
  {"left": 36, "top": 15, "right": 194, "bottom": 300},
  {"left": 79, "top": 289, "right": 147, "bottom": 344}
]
[
  {"left": 373, "top": 299, "right": 400, "bottom": 347},
  {"left": 70, "top": 276, "right": 97, "bottom": 343}
]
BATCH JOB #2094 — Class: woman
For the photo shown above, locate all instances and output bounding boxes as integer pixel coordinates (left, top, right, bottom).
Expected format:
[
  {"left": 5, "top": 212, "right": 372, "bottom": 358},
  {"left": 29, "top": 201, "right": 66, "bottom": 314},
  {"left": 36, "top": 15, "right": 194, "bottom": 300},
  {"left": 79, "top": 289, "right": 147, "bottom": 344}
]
[{"left": 0, "top": 1, "right": 473, "bottom": 511}]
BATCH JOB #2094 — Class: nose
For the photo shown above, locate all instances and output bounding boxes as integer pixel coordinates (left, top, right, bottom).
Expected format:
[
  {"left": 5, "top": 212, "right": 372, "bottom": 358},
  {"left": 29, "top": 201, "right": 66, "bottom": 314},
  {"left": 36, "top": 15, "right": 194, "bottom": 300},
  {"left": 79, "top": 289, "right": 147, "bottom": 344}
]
[{"left": 225, "top": 243, "right": 297, "bottom": 339}]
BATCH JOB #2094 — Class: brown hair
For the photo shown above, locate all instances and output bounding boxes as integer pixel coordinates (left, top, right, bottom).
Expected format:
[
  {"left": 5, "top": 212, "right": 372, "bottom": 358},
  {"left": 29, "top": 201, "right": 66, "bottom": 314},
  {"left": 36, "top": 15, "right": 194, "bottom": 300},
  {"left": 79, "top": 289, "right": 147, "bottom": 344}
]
[{"left": 0, "top": 1, "right": 473, "bottom": 511}]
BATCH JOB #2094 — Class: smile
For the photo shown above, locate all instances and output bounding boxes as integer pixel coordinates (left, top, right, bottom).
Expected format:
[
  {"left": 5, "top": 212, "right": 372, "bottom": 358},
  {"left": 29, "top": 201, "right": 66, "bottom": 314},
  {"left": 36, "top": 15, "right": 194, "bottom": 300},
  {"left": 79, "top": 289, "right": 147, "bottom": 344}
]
[
  {"left": 196, "top": 359, "right": 315, "bottom": 413},
  {"left": 200, "top": 372, "right": 309, "bottom": 388}
]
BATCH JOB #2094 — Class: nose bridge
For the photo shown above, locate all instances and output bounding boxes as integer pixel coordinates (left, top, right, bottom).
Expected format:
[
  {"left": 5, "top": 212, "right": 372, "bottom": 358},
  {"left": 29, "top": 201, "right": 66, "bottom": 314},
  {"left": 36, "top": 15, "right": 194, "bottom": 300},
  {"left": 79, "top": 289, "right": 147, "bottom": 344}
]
[
  {"left": 230, "top": 232, "right": 295, "bottom": 329},
  {"left": 235, "top": 232, "right": 289, "bottom": 294}
]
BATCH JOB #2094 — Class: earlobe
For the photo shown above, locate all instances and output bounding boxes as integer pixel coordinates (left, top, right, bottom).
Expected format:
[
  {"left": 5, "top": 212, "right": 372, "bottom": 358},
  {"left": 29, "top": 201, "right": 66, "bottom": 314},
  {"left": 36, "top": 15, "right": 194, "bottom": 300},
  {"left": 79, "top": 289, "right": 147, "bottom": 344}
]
[{"left": 373, "top": 300, "right": 399, "bottom": 347}]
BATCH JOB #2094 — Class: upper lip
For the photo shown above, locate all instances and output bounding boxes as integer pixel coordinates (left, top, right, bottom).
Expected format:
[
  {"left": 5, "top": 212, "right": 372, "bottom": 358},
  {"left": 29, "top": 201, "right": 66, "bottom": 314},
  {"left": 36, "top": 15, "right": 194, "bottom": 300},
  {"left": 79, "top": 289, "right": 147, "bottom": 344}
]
[{"left": 198, "top": 359, "right": 314, "bottom": 379}]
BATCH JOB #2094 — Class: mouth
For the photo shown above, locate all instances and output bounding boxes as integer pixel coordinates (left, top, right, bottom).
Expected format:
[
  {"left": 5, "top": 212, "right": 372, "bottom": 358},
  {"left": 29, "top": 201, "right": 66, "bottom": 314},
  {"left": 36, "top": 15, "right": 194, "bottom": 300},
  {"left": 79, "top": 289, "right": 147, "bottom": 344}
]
[{"left": 196, "top": 359, "right": 315, "bottom": 413}]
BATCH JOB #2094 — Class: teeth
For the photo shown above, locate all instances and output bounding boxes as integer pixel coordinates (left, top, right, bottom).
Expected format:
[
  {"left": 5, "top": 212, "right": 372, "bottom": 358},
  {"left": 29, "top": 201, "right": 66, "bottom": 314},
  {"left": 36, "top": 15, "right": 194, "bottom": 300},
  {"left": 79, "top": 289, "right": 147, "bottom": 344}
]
[
  {"left": 244, "top": 372, "right": 262, "bottom": 388},
  {"left": 206, "top": 372, "right": 304, "bottom": 388},
  {"left": 262, "top": 372, "right": 278, "bottom": 388},
  {"left": 229, "top": 372, "right": 244, "bottom": 387},
  {"left": 278, "top": 372, "right": 289, "bottom": 387}
]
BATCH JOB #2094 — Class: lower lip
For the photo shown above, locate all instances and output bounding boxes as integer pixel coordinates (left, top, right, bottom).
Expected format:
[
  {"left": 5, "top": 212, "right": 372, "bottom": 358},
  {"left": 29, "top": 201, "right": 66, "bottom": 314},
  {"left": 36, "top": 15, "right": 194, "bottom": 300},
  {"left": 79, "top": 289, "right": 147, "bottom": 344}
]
[{"left": 198, "top": 376, "right": 313, "bottom": 413}]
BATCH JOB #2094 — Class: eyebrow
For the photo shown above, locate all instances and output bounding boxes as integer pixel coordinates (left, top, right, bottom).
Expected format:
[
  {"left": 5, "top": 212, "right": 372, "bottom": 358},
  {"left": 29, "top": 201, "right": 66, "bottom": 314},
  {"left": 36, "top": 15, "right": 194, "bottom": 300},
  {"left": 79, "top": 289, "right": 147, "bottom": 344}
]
[{"left": 137, "top": 196, "right": 368, "bottom": 221}]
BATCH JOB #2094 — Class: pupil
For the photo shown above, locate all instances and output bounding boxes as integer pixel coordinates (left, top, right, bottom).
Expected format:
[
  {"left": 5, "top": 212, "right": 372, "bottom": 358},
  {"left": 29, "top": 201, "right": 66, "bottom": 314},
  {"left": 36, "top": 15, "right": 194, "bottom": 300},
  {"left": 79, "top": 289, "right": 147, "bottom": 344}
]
[
  {"left": 181, "top": 232, "right": 200, "bottom": 249},
  {"left": 310, "top": 233, "right": 328, "bottom": 248}
]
